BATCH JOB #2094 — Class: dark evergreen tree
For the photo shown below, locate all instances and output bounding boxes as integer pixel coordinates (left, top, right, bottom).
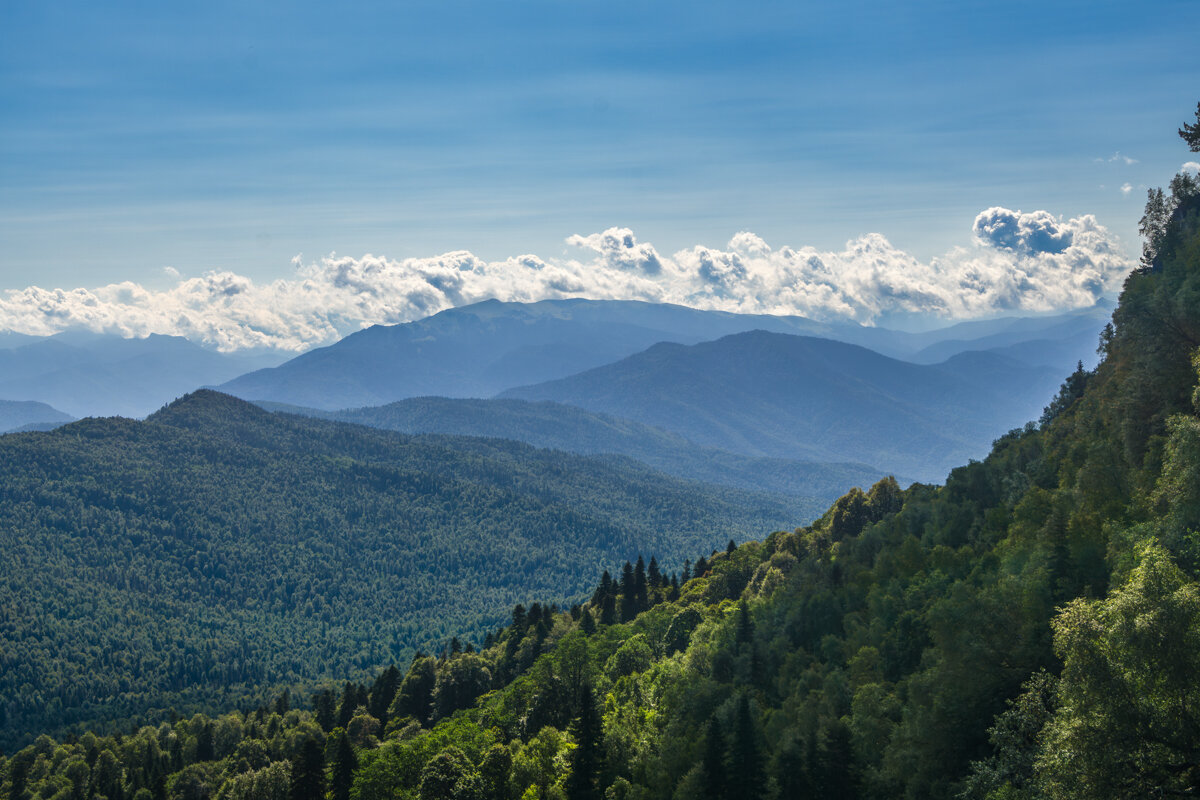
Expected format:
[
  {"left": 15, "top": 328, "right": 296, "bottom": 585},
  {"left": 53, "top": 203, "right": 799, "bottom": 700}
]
[
  {"left": 599, "top": 594, "right": 617, "bottom": 626},
  {"left": 729, "top": 695, "right": 764, "bottom": 800},
  {"left": 580, "top": 607, "right": 596, "bottom": 635},
  {"left": 273, "top": 688, "right": 290, "bottom": 715},
  {"left": 647, "top": 556, "right": 661, "bottom": 588},
  {"left": 330, "top": 731, "right": 357, "bottom": 800},
  {"left": 695, "top": 556, "right": 709, "bottom": 577},
  {"left": 312, "top": 690, "right": 335, "bottom": 733},
  {"left": 1181, "top": 101, "right": 1200, "bottom": 151},
  {"left": 701, "top": 718, "right": 727, "bottom": 800},
  {"left": 194, "top": 722, "right": 214, "bottom": 762},
  {"left": 288, "top": 738, "right": 326, "bottom": 800},
  {"left": 369, "top": 664, "right": 401, "bottom": 728},
  {"left": 336, "top": 682, "right": 359, "bottom": 728},
  {"left": 566, "top": 683, "right": 604, "bottom": 800},
  {"left": 619, "top": 562, "right": 636, "bottom": 621},
  {"left": 591, "top": 571, "right": 612, "bottom": 605},
  {"left": 634, "top": 556, "right": 648, "bottom": 612},
  {"left": 815, "top": 719, "right": 856, "bottom": 799},
  {"left": 726, "top": 539, "right": 737, "bottom": 555},
  {"left": 681, "top": 559, "right": 692, "bottom": 583}
]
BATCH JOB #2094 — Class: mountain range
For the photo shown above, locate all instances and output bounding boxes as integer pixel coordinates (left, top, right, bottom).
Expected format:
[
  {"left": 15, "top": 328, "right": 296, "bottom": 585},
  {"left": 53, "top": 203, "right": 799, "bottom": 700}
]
[
  {"left": 258, "top": 396, "right": 897, "bottom": 508},
  {"left": 501, "top": 330, "right": 1063, "bottom": 480},
  {"left": 217, "top": 299, "right": 1108, "bottom": 410},
  {"left": 0, "top": 399, "right": 73, "bottom": 433},
  {"left": 0, "top": 332, "right": 287, "bottom": 418}
]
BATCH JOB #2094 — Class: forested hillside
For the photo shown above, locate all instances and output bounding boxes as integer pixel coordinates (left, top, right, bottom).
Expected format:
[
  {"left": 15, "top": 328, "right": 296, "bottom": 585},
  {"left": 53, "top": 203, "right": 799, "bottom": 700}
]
[
  {"left": 3, "top": 118, "right": 1198, "bottom": 800},
  {"left": 260, "top": 396, "right": 896, "bottom": 503},
  {"left": 0, "top": 393, "right": 800, "bottom": 750}
]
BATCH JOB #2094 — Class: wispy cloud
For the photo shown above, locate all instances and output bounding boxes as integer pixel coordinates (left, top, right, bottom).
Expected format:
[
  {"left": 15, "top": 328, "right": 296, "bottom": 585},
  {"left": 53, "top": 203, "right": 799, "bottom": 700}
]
[
  {"left": 0, "top": 209, "right": 1133, "bottom": 352},
  {"left": 1096, "top": 152, "right": 1139, "bottom": 165},
  {"left": 1121, "top": 183, "right": 1133, "bottom": 195}
]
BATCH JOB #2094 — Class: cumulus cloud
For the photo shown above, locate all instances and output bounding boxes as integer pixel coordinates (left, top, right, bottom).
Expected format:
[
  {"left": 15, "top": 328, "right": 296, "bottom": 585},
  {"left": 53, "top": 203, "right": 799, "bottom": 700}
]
[
  {"left": 1121, "top": 183, "right": 1133, "bottom": 195},
  {"left": 0, "top": 208, "right": 1134, "bottom": 352},
  {"left": 1183, "top": 161, "right": 1200, "bottom": 175}
]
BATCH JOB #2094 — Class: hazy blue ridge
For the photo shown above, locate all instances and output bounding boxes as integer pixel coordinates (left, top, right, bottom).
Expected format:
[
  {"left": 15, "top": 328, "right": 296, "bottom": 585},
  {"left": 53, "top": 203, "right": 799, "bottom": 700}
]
[
  {"left": 500, "top": 330, "right": 1064, "bottom": 482},
  {"left": 0, "top": 331, "right": 288, "bottom": 418},
  {"left": 0, "top": 398, "right": 74, "bottom": 433},
  {"left": 254, "top": 395, "right": 901, "bottom": 504}
]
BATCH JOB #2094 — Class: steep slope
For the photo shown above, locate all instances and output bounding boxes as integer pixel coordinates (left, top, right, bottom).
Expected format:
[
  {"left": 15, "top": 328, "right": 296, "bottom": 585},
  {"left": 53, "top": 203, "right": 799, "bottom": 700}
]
[
  {"left": 502, "top": 331, "right": 1063, "bottom": 481},
  {"left": 258, "top": 396, "right": 899, "bottom": 506},
  {"left": 0, "top": 399, "right": 73, "bottom": 433},
  {"left": 0, "top": 332, "right": 287, "bottom": 418},
  {"left": 0, "top": 390, "right": 800, "bottom": 748}
]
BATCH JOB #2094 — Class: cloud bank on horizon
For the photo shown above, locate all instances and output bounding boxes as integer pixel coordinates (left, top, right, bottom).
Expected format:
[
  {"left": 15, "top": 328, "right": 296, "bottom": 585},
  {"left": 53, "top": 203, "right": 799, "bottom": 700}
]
[{"left": 0, "top": 207, "right": 1132, "bottom": 352}]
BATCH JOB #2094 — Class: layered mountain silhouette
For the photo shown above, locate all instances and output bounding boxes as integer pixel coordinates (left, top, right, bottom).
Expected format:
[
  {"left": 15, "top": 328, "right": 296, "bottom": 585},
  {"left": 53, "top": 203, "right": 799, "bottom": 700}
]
[
  {"left": 258, "top": 396, "right": 897, "bottom": 508},
  {"left": 217, "top": 298, "right": 1107, "bottom": 410},
  {"left": 501, "top": 330, "right": 1064, "bottom": 481},
  {"left": 0, "top": 332, "right": 286, "bottom": 418},
  {"left": 0, "top": 399, "right": 73, "bottom": 433}
]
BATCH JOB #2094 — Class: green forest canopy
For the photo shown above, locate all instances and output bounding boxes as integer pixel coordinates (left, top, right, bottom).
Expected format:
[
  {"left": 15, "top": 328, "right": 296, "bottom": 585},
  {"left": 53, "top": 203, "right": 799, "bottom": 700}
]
[{"left": 3, "top": 106, "right": 1200, "bottom": 800}]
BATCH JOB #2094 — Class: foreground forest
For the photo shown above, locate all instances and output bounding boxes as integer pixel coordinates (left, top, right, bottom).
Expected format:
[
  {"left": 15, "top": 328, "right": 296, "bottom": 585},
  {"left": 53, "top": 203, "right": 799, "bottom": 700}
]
[
  {"left": 3, "top": 114, "right": 1200, "bottom": 799},
  {"left": 0, "top": 395, "right": 799, "bottom": 750}
]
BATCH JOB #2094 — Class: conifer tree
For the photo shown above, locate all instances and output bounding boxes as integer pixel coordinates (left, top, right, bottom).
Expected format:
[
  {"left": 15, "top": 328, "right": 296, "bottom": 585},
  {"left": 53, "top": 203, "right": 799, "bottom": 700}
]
[
  {"left": 600, "top": 594, "right": 617, "bottom": 626},
  {"left": 312, "top": 690, "right": 336, "bottom": 733},
  {"left": 620, "top": 561, "right": 637, "bottom": 621},
  {"left": 288, "top": 738, "right": 326, "bottom": 800},
  {"left": 634, "top": 556, "right": 648, "bottom": 612},
  {"left": 701, "top": 718, "right": 727, "bottom": 800},
  {"left": 335, "top": 682, "right": 358, "bottom": 728},
  {"left": 648, "top": 556, "right": 661, "bottom": 588},
  {"left": 729, "top": 696, "right": 764, "bottom": 800},
  {"left": 592, "top": 571, "right": 613, "bottom": 605},
  {"left": 368, "top": 664, "right": 400, "bottom": 728},
  {"left": 566, "top": 683, "right": 604, "bottom": 800},
  {"left": 194, "top": 722, "right": 214, "bottom": 762},
  {"left": 330, "top": 731, "right": 357, "bottom": 800}
]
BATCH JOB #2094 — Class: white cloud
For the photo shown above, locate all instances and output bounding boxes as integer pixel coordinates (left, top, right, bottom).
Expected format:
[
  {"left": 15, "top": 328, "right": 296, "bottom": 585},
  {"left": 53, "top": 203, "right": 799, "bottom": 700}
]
[
  {"left": 1096, "top": 152, "right": 1138, "bottom": 165},
  {"left": 0, "top": 208, "right": 1135, "bottom": 352},
  {"left": 1121, "top": 183, "right": 1133, "bottom": 195},
  {"left": 1183, "top": 161, "right": 1200, "bottom": 175}
]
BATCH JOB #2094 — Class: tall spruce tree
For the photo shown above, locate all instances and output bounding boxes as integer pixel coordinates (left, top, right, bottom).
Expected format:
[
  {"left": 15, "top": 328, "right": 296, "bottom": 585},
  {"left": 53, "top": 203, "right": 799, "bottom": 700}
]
[
  {"left": 566, "top": 683, "right": 604, "bottom": 800},
  {"left": 729, "top": 695, "right": 764, "bottom": 800},
  {"left": 288, "top": 738, "right": 326, "bottom": 800},
  {"left": 701, "top": 718, "right": 727, "bottom": 800},
  {"left": 330, "top": 731, "right": 357, "bottom": 800}
]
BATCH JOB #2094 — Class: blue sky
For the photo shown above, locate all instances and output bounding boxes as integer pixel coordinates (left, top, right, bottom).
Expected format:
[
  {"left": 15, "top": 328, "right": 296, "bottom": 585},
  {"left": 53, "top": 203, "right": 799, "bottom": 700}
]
[{"left": 1, "top": 0, "right": 1198, "bottom": 316}]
